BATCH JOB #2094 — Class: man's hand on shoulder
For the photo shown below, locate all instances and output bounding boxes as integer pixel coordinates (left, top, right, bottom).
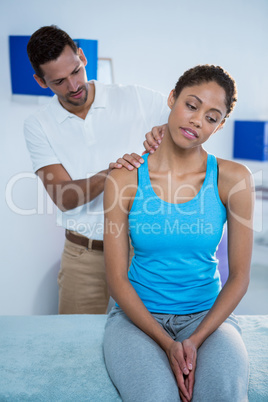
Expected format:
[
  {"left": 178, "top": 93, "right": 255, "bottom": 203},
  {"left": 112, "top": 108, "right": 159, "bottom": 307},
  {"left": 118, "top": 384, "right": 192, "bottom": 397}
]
[
  {"left": 109, "top": 153, "right": 144, "bottom": 173},
  {"left": 109, "top": 123, "right": 167, "bottom": 174}
]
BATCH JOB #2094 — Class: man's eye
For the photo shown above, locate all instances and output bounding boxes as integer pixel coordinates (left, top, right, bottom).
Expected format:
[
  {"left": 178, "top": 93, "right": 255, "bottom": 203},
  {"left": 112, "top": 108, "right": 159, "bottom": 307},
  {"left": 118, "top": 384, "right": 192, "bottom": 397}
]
[
  {"left": 55, "top": 80, "right": 63, "bottom": 86},
  {"left": 74, "top": 69, "right": 80, "bottom": 75}
]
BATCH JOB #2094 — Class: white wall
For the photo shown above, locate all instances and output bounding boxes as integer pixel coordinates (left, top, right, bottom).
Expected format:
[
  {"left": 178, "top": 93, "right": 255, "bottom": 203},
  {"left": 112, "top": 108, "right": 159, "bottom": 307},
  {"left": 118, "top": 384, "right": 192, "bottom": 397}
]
[{"left": 1, "top": 0, "right": 268, "bottom": 315}]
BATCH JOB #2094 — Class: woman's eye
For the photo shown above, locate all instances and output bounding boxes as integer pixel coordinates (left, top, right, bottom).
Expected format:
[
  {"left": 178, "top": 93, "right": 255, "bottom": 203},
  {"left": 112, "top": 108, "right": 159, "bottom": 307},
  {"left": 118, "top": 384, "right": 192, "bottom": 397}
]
[
  {"left": 207, "top": 116, "right": 217, "bottom": 123},
  {"left": 186, "top": 103, "right": 196, "bottom": 110}
]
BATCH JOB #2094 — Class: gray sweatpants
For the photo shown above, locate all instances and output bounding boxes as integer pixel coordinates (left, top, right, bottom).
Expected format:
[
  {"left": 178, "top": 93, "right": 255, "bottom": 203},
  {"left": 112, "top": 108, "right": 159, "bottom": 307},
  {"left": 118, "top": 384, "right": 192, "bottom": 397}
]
[{"left": 103, "top": 307, "right": 249, "bottom": 402}]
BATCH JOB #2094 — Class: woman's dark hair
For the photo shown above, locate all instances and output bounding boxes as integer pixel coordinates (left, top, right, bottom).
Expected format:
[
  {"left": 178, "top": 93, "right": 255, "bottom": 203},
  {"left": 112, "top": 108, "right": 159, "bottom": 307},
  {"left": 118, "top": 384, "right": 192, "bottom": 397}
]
[
  {"left": 174, "top": 65, "right": 237, "bottom": 124},
  {"left": 27, "top": 25, "right": 78, "bottom": 79}
]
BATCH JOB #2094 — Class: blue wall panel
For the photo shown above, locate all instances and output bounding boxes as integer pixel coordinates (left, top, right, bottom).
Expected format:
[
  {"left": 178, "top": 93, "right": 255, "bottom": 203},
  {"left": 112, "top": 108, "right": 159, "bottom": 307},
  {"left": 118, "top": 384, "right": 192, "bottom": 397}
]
[
  {"left": 9, "top": 35, "right": 98, "bottom": 96},
  {"left": 9, "top": 35, "right": 53, "bottom": 96},
  {"left": 233, "top": 120, "right": 268, "bottom": 161},
  {"left": 74, "top": 38, "right": 98, "bottom": 84}
]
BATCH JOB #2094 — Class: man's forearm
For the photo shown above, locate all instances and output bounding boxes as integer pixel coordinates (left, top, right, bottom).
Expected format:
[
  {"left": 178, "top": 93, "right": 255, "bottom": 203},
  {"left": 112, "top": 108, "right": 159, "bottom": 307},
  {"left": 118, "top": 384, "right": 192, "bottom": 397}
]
[
  {"left": 53, "top": 169, "right": 108, "bottom": 211},
  {"left": 37, "top": 152, "right": 144, "bottom": 212}
]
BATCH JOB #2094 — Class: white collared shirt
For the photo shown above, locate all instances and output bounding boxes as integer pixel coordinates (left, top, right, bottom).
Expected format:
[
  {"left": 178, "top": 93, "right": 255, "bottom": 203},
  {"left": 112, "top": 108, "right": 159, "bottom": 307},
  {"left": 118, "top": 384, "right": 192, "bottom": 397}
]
[{"left": 24, "top": 80, "right": 170, "bottom": 239}]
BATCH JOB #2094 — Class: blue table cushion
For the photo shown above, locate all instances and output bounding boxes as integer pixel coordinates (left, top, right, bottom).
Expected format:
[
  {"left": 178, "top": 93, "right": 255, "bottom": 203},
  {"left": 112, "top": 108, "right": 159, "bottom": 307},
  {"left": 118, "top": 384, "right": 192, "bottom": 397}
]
[{"left": 0, "top": 315, "right": 267, "bottom": 401}]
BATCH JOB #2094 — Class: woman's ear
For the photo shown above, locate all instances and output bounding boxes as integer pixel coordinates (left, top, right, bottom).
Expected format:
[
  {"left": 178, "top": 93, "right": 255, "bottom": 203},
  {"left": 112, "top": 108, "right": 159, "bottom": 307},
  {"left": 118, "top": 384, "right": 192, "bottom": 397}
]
[
  {"left": 214, "top": 119, "right": 226, "bottom": 133},
  {"left": 167, "top": 90, "right": 176, "bottom": 109},
  {"left": 78, "top": 48, "right": 87, "bottom": 67}
]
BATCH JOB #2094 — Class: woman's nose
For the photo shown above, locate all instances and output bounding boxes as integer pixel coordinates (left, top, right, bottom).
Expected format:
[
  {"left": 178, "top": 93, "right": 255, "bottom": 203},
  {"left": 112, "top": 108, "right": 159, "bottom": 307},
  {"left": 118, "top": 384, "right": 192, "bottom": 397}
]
[{"left": 190, "top": 112, "right": 202, "bottom": 128}]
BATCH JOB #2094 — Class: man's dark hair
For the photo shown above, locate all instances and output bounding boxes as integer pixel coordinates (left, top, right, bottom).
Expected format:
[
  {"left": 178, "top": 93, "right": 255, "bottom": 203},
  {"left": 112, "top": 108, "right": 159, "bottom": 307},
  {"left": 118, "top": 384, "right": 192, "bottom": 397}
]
[
  {"left": 27, "top": 25, "right": 78, "bottom": 79},
  {"left": 174, "top": 64, "right": 237, "bottom": 125}
]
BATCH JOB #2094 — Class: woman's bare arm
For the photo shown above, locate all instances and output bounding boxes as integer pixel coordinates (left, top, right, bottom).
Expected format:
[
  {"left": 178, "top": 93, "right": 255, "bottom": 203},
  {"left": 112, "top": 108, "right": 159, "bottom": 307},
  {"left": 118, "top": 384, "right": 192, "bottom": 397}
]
[{"left": 104, "top": 168, "right": 192, "bottom": 401}]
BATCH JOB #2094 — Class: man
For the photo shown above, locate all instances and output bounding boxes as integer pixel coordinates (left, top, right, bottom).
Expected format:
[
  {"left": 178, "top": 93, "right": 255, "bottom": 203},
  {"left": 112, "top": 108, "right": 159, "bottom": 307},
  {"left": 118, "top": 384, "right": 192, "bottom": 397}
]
[{"left": 24, "top": 25, "right": 169, "bottom": 314}]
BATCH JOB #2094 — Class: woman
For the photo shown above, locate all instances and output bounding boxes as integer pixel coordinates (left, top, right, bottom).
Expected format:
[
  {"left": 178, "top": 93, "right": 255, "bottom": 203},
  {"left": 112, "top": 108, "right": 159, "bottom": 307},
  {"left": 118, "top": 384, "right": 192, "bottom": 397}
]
[{"left": 103, "top": 65, "right": 254, "bottom": 402}]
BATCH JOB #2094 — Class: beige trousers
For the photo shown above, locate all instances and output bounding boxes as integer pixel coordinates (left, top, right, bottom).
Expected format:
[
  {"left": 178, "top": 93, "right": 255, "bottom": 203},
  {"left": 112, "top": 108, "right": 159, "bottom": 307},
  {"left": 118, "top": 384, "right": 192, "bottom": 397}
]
[{"left": 58, "top": 234, "right": 134, "bottom": 314}]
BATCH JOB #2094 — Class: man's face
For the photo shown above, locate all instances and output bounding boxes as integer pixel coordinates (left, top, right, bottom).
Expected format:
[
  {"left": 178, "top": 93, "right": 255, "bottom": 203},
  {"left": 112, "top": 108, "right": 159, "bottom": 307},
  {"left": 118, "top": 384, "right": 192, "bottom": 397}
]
[{"left": 36, "top": 45, "right": 89, "bottom": 109}]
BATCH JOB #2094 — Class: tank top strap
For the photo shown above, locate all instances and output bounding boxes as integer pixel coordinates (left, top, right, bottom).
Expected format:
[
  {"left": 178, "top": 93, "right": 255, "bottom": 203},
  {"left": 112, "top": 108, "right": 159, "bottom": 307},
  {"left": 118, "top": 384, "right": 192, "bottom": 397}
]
[
  {"left": 129, "top": 153, "right": 154, "bottom": 214},
  {"left": 205, "top": 153, "right": 218, "bottom": 188},
  {"left": 137, "top": 152, "right": 151, "bottom": 189}
]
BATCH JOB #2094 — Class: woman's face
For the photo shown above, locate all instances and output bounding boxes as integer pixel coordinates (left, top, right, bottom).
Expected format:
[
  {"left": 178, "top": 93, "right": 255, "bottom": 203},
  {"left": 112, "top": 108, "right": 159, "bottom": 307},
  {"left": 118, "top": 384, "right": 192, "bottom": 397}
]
[{"left": 167, "top": 81, "right": 227, "bottom": 149}]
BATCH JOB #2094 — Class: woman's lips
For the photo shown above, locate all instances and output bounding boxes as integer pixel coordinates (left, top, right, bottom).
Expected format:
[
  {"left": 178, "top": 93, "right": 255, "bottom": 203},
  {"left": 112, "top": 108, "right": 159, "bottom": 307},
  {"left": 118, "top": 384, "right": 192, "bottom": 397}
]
[{"left": 180, "top": 127, "right": 198, "bottom": 139}]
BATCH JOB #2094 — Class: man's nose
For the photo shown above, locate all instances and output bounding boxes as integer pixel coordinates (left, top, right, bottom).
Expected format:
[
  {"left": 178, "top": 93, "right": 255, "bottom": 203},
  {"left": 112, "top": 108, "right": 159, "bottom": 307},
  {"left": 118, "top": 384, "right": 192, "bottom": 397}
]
[{"left": 67, "top": 77, "right": 79, "bottom": 93}]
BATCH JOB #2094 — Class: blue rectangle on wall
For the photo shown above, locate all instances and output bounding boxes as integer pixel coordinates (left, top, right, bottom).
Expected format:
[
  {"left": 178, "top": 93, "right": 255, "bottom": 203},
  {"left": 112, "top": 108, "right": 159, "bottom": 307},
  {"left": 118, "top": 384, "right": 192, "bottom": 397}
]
[
  {"left": 9, "top": 35, "right": 53, "bottom": 96},
  {"left": 74, "top": 39, "right": 98, "bottom": 83},
  {"left": 233, "top": 120, "right": 268, "bottom": 161},
  {"left": 9, "top": 35, "right": 98, "bottom": 96}
]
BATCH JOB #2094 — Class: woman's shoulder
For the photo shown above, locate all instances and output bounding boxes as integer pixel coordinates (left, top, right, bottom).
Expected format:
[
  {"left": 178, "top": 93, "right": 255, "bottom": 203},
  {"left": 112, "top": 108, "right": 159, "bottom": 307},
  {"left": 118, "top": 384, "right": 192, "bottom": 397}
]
[
  {"left": 216, "top": 157, "right": 253, "bottom": 205},
  {"left": 107, "top": 166, "right": 138, "bottom": 184},
  {"left": 105, "top": 167, "right": 138, "bottom": 197},
  {"left": 217, "top": 157, "right": 252, "bottom": 184}
]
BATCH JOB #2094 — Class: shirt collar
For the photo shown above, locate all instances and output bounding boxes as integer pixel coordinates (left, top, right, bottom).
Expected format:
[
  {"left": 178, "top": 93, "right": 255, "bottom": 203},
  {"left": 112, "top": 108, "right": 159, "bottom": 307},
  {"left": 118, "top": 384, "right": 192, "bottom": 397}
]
[
  {"left": 51, "top": 80, "right": 107, "bottom": 124},
  {"left": 90, "top": 80, "right": 107, "bottom": 109}
]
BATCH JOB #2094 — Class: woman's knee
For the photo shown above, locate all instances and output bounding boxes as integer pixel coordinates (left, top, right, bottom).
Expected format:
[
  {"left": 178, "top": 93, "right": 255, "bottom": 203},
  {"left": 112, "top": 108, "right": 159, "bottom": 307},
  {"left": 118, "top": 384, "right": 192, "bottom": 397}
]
[
  {"left": 193, "top": 322, "right": 249, "bottom": 401},
  {"left": 103, "top": 309, "right": 180, "bottom": 402}
]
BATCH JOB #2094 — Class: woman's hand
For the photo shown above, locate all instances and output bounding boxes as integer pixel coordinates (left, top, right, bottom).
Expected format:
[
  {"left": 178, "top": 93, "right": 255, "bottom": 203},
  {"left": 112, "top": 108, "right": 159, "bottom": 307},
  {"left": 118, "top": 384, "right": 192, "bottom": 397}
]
[
  {"left": 143, "top": 124, "right": 166, "bottom": 154},
  {"left": 181, "top": 338, "right": 197, "bottom": 401},
  {"left": 166, "top": 339, "right": 197, "bottom": 401}
]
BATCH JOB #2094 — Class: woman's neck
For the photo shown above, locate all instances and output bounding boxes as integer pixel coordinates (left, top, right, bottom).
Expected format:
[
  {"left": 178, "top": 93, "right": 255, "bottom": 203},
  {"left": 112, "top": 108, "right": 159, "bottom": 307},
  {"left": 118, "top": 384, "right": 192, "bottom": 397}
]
[{"left": 150, "top": 134, "right": 207, "bottom": 175}]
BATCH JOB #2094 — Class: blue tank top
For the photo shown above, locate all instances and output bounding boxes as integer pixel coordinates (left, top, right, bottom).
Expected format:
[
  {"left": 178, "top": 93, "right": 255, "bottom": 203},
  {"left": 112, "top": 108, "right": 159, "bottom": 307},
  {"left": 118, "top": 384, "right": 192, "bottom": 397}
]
[{"left": 128, "top": 153, "right": 227, "bottom": 314}]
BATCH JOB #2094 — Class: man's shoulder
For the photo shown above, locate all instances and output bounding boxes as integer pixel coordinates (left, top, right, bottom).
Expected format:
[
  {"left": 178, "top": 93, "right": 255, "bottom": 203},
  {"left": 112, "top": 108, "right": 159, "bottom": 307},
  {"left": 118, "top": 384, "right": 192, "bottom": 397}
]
[
  {"left": 96, "top": 81, "right": 167, "bottom": 117},
  {"left": 95, "top": 80, "right": 164, "bottom": 97},
  {"left": 24, "top": 95, "right": 58, "bottom": 119},
  {"left": 24, "top": 96, "right": 59, "bottom": 125}
]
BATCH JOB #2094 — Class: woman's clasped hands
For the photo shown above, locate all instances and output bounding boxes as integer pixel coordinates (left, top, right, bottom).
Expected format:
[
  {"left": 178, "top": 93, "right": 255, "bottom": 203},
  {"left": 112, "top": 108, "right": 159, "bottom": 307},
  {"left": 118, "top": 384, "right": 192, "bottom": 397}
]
[{"left": 166, "top": 338, "right": 197, "bottom": 402}]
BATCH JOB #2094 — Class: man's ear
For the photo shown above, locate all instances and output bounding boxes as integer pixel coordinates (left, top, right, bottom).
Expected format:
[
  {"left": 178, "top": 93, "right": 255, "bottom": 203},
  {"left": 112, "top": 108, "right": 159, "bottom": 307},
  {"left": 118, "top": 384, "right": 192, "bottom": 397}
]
[
  {"left": 77, "top": 48, "right": 87, "bottom": 67},
  {"left": 167, "top": 90, "right": 176, "bottom": 110},
  {"left": 33, "top": 74, "right": 48, "bottom": 89}
]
